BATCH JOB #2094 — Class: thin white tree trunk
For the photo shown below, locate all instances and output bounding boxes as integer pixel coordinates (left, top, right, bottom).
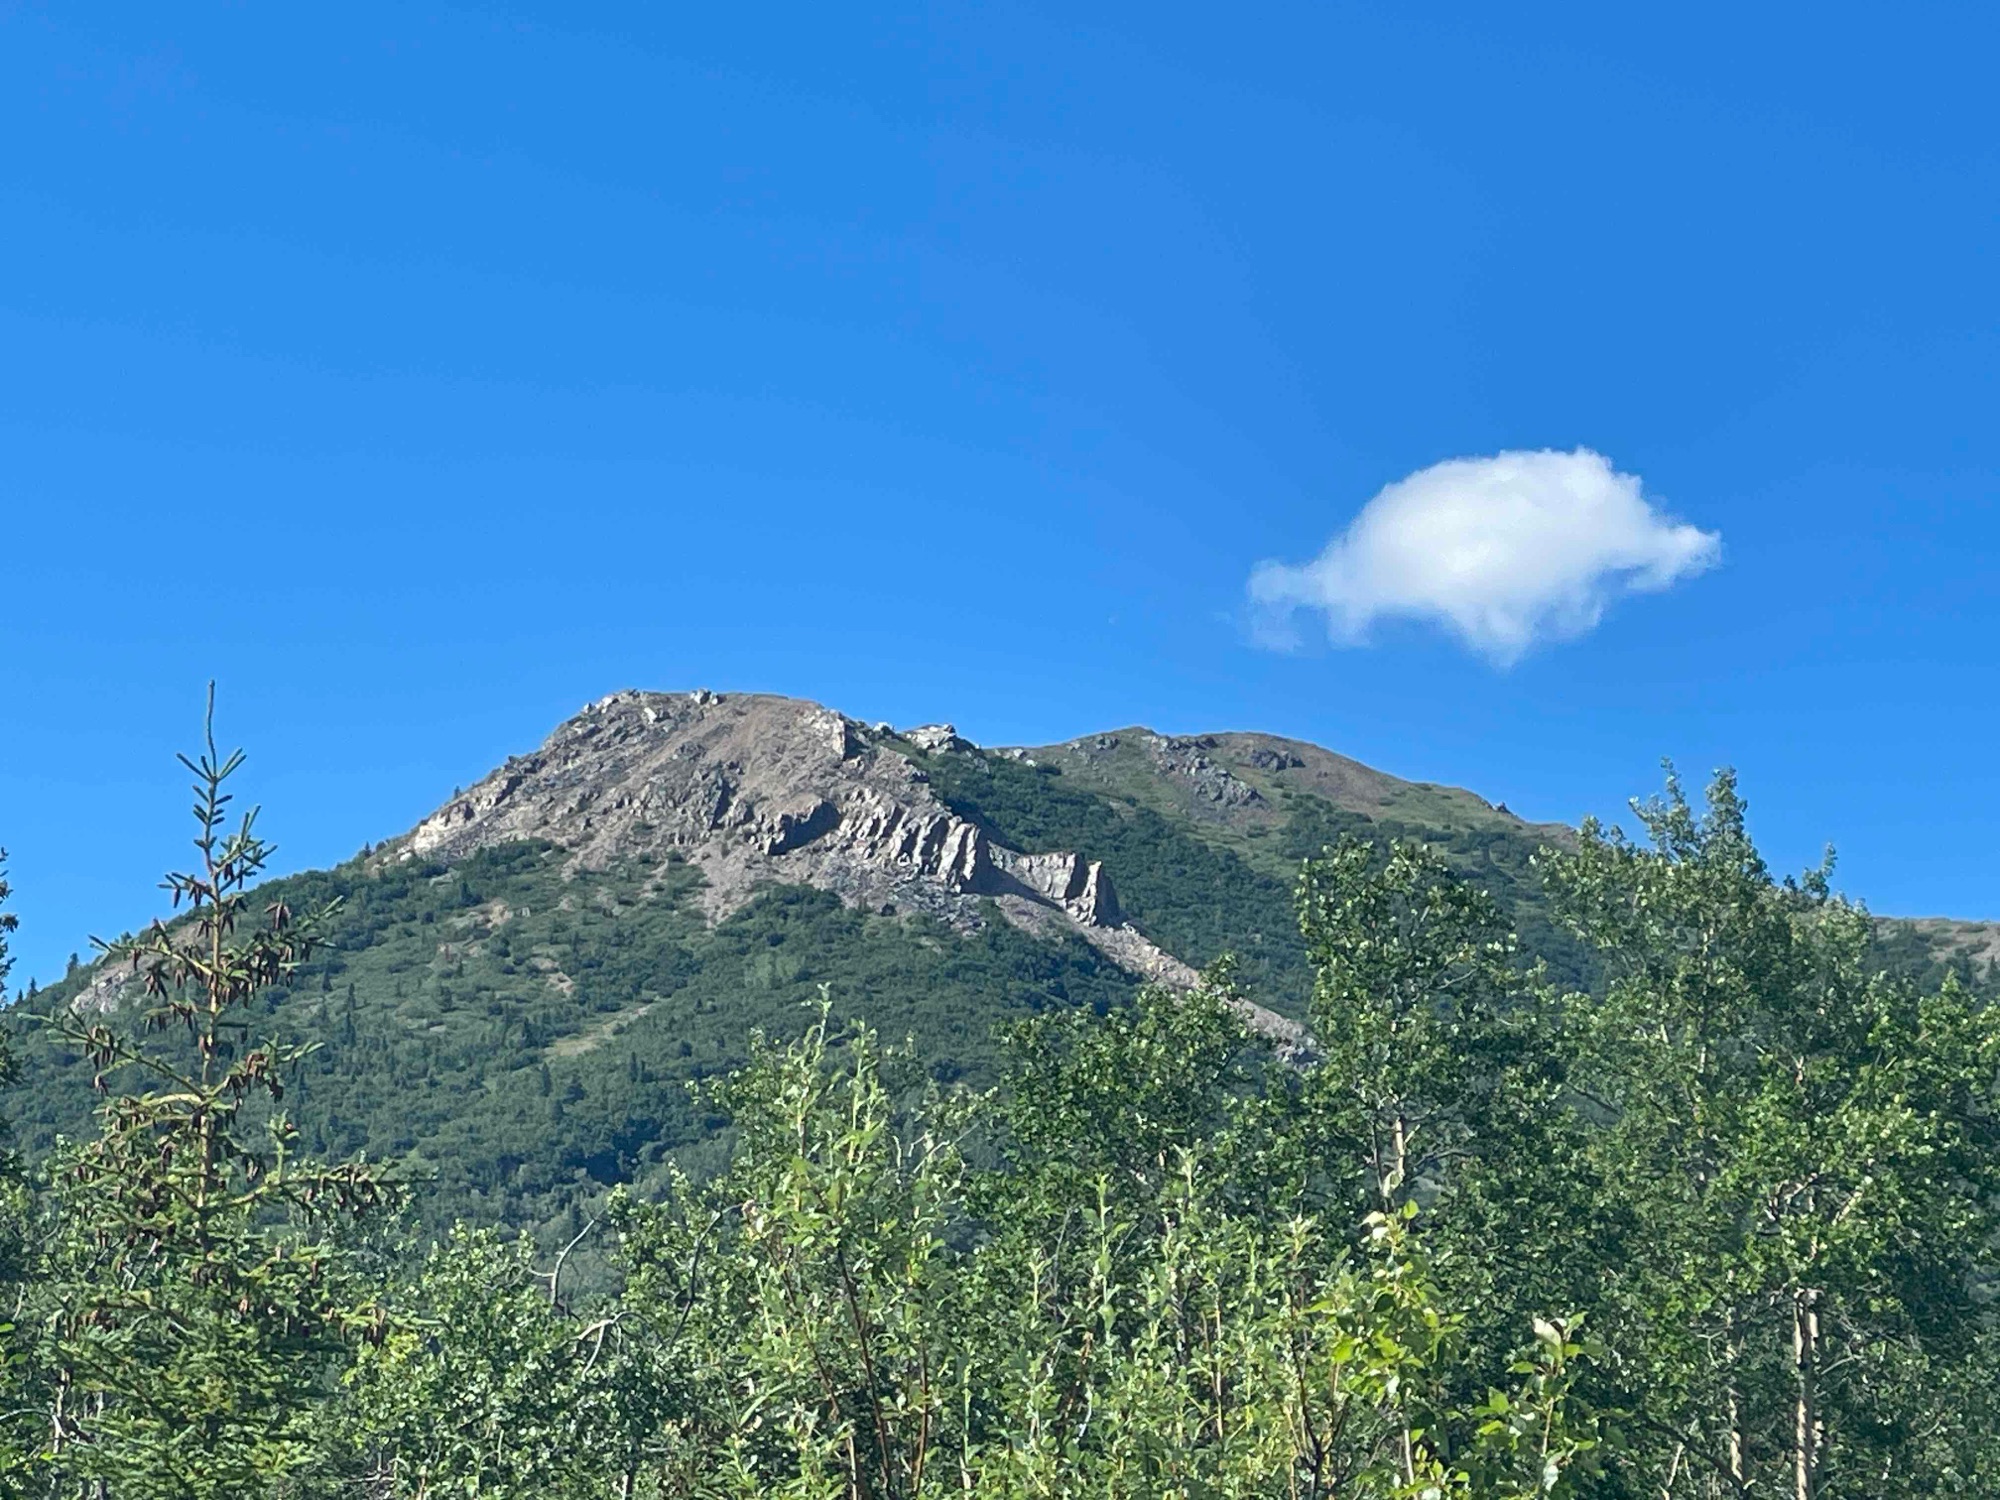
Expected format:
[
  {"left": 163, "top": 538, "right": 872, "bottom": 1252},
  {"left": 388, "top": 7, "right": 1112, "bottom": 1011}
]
[{"left": 1793, "top": 1288, "right": 1820, "bottom": 1500}]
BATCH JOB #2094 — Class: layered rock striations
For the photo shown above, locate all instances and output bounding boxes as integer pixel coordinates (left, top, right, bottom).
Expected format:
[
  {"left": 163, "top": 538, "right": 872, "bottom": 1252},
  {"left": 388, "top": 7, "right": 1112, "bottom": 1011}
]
[{"left": 400, "top": 691, "right": 1304, "bottom": 1051}]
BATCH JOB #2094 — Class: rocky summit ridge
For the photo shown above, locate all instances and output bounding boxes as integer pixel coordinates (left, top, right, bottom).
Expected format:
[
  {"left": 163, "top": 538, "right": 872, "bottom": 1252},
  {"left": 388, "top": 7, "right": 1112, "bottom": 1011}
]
[{"left": 396, "top": 690, "right": 1306, "bottom": 1050}]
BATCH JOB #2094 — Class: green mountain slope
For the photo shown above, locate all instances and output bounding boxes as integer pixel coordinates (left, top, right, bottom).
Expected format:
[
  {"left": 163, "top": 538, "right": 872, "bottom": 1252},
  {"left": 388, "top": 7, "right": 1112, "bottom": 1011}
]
[
  {"left": 6, "top": 690, "right": 1991, "bottom": 1242},
  {"left": 916, "top": 730, "right": 1601, "bottom": 998},
  {"left": 6, "top": 841, "right": 1134, "bottom": 1239}
]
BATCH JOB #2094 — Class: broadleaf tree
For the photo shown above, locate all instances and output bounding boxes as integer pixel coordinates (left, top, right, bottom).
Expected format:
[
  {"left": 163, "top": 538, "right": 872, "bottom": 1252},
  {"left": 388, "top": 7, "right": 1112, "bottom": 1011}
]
[{"left": 1542, "top": 768, "right": 2000, "bottom": 1499}]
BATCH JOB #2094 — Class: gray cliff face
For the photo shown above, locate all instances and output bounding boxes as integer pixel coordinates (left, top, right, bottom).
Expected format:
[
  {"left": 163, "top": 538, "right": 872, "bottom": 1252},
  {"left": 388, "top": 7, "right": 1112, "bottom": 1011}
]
[{"left": 398, "top": 690, "right": 1306, "bottom": 1053}]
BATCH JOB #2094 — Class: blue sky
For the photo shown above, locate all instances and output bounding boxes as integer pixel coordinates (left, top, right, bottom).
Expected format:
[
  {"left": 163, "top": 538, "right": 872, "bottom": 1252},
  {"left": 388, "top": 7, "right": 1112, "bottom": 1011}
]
[{"left": 2, "top": 3, "right": 1996, "bottom": 986}]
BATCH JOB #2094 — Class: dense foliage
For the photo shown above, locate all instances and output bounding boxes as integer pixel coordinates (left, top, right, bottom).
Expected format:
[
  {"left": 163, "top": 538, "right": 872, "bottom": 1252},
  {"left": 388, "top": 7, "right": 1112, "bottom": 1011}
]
[{"left": 1, "top": 713, "right": 1996, "bottom": 1496}]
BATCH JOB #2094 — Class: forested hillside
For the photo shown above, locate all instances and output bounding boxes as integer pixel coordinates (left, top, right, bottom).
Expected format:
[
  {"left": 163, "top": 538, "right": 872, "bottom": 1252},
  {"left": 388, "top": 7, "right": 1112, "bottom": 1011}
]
[{"left": 8, "top": 841, "right": 1133, "bottom": 1237}]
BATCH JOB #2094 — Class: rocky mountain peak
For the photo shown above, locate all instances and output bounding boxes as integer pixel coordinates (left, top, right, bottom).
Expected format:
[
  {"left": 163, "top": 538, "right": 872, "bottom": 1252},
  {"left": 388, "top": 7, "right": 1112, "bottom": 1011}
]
[{"left": 396, "top": 690, "right": 1304, "bottom": 1053}]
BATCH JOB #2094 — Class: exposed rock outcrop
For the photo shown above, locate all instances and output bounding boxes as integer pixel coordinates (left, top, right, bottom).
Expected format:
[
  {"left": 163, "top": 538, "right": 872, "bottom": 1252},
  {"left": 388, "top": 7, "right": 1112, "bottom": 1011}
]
[
  {"left": 397, "top": 691, "right": 1301, "bottom": 1050},
  {"left": 1145, "top": 734, "right": 1264, "bottom": 808},
  {"left": 905, "top": 723, "right": 970, "bottom": 753},
  {"left": 994, "top": 850, "right": 1122, "bottom": 927}
]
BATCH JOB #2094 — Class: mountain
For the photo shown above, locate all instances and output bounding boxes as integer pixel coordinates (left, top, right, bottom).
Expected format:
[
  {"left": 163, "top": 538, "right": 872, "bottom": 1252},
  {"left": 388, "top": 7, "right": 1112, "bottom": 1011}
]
[
  {"left": 7, "top": 689, "right": 1991, "bottom": 1241},
  {"left": 395, "top": 691, "right": 1302, "bottom": 1048}
]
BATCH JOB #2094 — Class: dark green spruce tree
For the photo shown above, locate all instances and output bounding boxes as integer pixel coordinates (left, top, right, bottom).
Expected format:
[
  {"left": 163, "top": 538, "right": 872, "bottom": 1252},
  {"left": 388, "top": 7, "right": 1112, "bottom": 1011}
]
[{"left": 21, "top": 692, "right": 401, "bottom": 1497}]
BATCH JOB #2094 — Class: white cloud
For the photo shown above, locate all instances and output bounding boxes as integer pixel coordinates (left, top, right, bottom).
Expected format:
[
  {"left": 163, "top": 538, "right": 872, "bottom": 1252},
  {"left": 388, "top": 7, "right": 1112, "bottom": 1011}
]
[{"left": 1248, "top": 448, "right": 1719, "bottom": 665}]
